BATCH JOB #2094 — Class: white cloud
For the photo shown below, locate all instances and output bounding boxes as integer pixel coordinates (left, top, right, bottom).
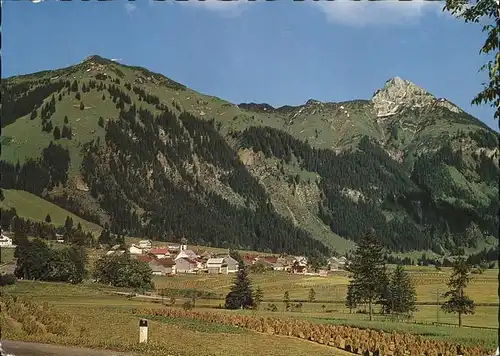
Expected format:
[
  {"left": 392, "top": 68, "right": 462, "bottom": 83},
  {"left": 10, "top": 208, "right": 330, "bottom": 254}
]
[
  {"left": 125, "top": 2, "right": 138, "bottom": 14},
  {"left": 177, "top": 0, "right": 251, "bottom": 18},
  {"left": 314, "top": 0, "right": 445, "bottom": 27}
]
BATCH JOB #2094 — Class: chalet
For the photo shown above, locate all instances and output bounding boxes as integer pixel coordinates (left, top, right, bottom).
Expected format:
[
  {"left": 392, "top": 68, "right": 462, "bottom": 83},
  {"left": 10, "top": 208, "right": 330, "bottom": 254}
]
[
  {"left": 175, "top": 249, "right": 198, "bottom": 261},
  {"left": 0, "top": 235, "right": 13, "bottom": 247},
  {"left": 293, "top": 256, "right": 308, "bottom": 266},
  {"left": 328, "top": 256, "right": 347, "bottom": 271},
  {"left": 223, "top": 256, "right": 239, "bottom": 273},
  {"left": 149, "top": 258, "right": 176, "bottom": 275},
  {"left": 128, "top": 245, "right": 143, "bottom": 255},
  {"left": 138, "top": 240, "right": 152, "bottom": 249},
  {"left": 291, "top": 262, "right": 307, "bottom": 274},
  {"left": 150, "top": 248, "right": 170, "bottom": 259},
  {"left": 55, "top": 233, "right": 64, "bottom": 243},
  {"left": 176, "top": 257, "right": 198, "bottom": 273},
  {"left": 161, "top": 258, "right": 176, "bottom": 275},
  {"left": 207, "top": 258, "right": 228, "bottom": 274}
]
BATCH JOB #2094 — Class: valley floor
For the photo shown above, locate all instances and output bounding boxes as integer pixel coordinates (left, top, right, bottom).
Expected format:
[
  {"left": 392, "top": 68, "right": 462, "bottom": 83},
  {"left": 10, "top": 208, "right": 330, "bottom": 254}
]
[{"left": 1, "top": 267, "right": 497, "bottom": 355}]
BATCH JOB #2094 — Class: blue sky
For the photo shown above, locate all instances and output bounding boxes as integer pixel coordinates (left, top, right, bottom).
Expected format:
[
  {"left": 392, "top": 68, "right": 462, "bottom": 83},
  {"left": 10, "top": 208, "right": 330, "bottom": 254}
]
[{"left": 3, "top": 0, "right": 497, "bottom": 130}]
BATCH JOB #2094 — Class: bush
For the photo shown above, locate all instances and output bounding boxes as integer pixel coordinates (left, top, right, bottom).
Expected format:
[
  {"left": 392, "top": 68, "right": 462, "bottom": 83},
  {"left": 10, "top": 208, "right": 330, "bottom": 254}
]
[
  {"left": 266, "top": 303, "right": 278, "bottom": 312},
  {"left": 182, "top": 301, "right": 193, "bottom": 311},
  {"left": 0, "top": 273, "right": 17, "bottom": 286}
]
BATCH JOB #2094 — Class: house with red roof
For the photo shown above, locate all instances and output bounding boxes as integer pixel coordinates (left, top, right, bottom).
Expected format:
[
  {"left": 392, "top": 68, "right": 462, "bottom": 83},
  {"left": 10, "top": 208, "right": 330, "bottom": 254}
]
[
  {"left": 148, "top": 258, "right": 176, "bottom": 275},
  {"left": 150, "top": 248, "right": 171, "bottom": 259},
  {"left": 135, "top": 255, "right": 154, "bottom": 263}
]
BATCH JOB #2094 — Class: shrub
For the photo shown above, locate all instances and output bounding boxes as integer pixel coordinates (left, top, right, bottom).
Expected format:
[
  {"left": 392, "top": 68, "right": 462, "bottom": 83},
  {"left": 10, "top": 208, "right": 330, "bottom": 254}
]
[{"left": 0, "top": 273, "right": 17, "bottom": 286}]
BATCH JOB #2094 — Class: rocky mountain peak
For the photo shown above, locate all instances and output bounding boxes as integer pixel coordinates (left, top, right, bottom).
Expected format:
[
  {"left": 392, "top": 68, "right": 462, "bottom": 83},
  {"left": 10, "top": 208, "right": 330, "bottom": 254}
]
[{"left": 371, "top": 76, "right": 435, "bottom": 118}]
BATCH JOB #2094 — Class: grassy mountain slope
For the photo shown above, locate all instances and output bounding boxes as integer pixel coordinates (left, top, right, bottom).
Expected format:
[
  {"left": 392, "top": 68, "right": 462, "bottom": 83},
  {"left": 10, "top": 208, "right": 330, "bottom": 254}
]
[
  {"left": 1, "top": 56, "right": 498, "bottom": 256},
  {"left": 0, "top": 189, "right": 102, "bottom": 234}
]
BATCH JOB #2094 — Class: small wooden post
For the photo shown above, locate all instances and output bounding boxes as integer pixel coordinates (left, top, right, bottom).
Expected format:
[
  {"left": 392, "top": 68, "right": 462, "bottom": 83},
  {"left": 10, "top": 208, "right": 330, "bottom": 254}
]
[{"left": 139, "top": 319, "right": 148, "bottom": 344}]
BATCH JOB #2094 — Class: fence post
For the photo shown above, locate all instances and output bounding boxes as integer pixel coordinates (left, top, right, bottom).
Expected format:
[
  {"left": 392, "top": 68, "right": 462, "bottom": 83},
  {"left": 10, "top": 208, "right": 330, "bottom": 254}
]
[{"left": 139, "top": 319, "right": 148, "bottom": 344}]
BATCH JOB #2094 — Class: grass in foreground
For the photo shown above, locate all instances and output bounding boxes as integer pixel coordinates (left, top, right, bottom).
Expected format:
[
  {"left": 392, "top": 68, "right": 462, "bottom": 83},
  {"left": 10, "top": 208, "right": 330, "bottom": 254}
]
[
  {"left": 3, "top": 281, "right": 497, "bottom": 353},
  {"left": 2, "top": 281, "right": 352, "bottom": 356}
]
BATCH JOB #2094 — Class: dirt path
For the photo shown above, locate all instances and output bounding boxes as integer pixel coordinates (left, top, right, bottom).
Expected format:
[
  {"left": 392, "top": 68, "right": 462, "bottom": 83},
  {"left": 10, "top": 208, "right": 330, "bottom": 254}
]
[{"left": 1, "top": 341, "right": 139, "bottom": 356}]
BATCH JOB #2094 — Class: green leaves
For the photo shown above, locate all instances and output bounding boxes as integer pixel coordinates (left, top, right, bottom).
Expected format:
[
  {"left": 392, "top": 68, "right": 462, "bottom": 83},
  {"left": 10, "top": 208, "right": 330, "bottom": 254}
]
[
  {"left": 441, "top": 254, "right": 477, "bottom": 326},
  {"left": 93, "top": 254, "right": 154, "bottom": 291},
  {"left": 346, "top": 230, "right": 386, "bottom": 320},
  {"left": 445, "top": 0, "right": 499, "bottom": 120},
  {"left": 225, "top": 262, "right": 254, "bottom": 310},
  {"left": 387, "top": 265, "right": 417, "bottom": 317}
]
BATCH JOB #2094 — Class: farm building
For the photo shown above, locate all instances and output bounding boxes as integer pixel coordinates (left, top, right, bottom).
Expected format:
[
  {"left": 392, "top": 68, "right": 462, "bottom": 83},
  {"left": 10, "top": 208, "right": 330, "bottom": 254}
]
[
  {"left": 138, "top": 240, "right": 152, "bottom": 249},
  {"left": 128, "top": 245, "right": 143, "bottom": 255},
  {"left": 149, "top": 258, "right": 176, "bottom": 275},
  {"left": 150, "top": 248, "right": 170, "bottom": 259},
  {"left": 176, "top": 257, "right": 198, "bottom": 273},
  {"left": 0, "top": 235, "right": 13, "bottom": 247},
  {"left": 207, "top": 258, "right": 228, "bottom": 274},
  {"left": 223, "top": 256, "right": 239, "bottom": 273},
  {"left": 175, "top": 249, "right": 198, "bottom": 261}
]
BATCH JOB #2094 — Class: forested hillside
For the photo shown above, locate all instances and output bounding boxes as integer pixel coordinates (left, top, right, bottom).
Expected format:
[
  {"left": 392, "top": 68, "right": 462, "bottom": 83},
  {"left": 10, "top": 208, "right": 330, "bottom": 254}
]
[{"left": 1, "top": 55, "right": 498, "bottom": 257}]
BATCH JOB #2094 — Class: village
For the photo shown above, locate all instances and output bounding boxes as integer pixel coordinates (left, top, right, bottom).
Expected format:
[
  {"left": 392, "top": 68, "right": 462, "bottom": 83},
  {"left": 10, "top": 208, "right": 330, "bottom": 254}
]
[
  {"left": 0, "top": 229, "right": 348, "bottom": 277},
  {"left": 106, "top": 239, "right": 349, "bottom": 277}
]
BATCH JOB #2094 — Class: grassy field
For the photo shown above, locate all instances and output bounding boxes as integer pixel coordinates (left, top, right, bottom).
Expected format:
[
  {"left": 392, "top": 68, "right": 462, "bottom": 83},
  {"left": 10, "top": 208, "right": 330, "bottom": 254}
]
[
  {"left": 152, "top": 267, "right": 499, "bottom": 304},
  {"left": 2, "top": 264, "right": 496, "bottom": 354},
  {"left": 1, "top": 282, "right": 352, "bottom": 356},
  {"left": 0, "top": 189, "right": 102, "bottom": 234}
]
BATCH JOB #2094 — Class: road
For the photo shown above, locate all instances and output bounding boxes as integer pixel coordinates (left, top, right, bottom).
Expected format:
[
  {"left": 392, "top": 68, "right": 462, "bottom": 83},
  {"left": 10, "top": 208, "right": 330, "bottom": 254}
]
[{"left": 0, "top": 341, "right": 139, "bottom": 356}]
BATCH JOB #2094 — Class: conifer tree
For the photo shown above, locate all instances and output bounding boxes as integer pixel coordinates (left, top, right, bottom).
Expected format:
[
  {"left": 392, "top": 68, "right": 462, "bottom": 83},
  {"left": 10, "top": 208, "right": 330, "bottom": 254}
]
[
  {"left": 253, "top": 286, "right": 264, "bottom": 310},
  {"left": 224, "top": 261, "right": 254, "bottom": 310},
  {"left": 345, "top": 283, "right": 358, "bottom": 313},
  {"left": 64, "top": 116, "right": 69, "bottom": 124},
  {"left": 45, "top": 214, "right": 52, "bottom": 224},
  {"left": 388, "top": 265, "right": 417, "bottom": 319},
  {"left": 53, "top": 126, "right": 61, "bottom": 140},
  {"left": 441, "top": 254, "right": 476, "bottom": 327},
  {"left": 75, "top": 92, "right": 81, "bottom": 100},
  {"left": 346, "top": 229, "right": 386, "bottom": 321},
  {"left": 283, "top": 290, "right": 291, "bottom": 311},
  {"left": 308, "top": 288, "right": 316, "bottom": 302},
  {"left": 79, "top": 102, "right": 84, "bottom": 110}
]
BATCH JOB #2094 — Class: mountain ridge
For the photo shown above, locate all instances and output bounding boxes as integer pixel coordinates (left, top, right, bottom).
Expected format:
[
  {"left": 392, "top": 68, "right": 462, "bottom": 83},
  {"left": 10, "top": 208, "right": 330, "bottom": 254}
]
[{"left": 1, "top": 55, "right": 498, "bottom": 257}]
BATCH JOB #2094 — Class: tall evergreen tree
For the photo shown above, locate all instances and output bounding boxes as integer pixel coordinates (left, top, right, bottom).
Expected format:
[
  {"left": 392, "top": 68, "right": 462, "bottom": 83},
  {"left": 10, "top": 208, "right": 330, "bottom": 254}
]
[
  {"left": 253, "top": 286, "right": 264, "bottom": 310},
  {"left": 441, "top": 254, "right": 476, "bottom": 327},
  {"left": 345, "top": 283, "right": 358, "bottom": 314},
  {"left": 388, "top": 265, "right": 417, "bottom": 318},
  {"left": 308, "top": 288, "right": 316, "bottom": 302},
  {"left": 45, "top": 213, "right": 52, "bottom": 224},
  {"left": 224, "top": 261, "right": 254, "bottom": 310},
  {"left": 53, "top": 126, "right": 61, "bottom": 140},
  {"left": 283, "top": 290, "right": 291, "bottom": 311},
  {"left": 346, "top": 229, "right": 386, "bottom": 321}
]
